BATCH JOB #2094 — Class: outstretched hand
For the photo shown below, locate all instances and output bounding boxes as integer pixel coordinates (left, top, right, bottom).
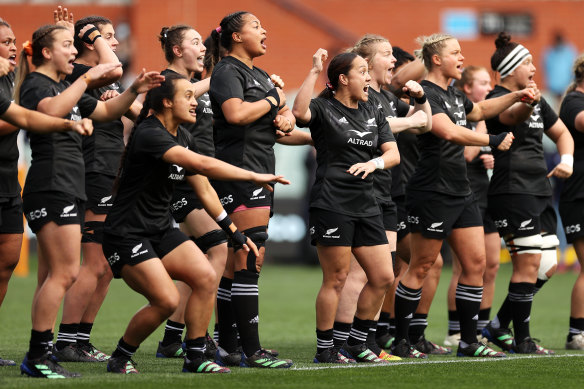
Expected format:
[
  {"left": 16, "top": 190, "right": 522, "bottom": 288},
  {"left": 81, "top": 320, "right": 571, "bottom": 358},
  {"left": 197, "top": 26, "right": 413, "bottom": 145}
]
[
  {"left": 86, "top": 63, "right": 123, "bottom": 83},
  {"left": 252, "top": 173, "right": 290, "bottom": 192},
  {"left": 130, "top": 69, "right": 165, "bottom": 94},
  {"left": 53, "top": 5, "right": 74, "bottom": 34}
]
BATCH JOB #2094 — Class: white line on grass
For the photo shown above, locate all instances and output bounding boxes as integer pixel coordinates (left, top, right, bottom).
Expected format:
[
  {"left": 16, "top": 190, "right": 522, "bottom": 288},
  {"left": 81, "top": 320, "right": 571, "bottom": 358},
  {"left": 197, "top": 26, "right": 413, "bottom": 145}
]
[{"left": 291, "top": 354, "right": 584, "bottom": 371}]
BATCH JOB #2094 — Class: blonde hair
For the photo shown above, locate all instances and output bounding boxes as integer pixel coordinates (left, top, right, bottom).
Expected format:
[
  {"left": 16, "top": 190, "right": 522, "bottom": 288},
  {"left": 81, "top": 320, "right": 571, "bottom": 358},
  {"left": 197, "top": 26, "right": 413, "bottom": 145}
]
[
  {"left": 566, "top": 54, "right": 584, "bottom": 94},
  {"left": 416, "top": 33, "right": 455, "bottom": 70},
  {"left": 349, "top": 34, "right": 388, "bottom": 65},
  {"left": 453, "top": 65, "right": 488, "bottom": 90}
]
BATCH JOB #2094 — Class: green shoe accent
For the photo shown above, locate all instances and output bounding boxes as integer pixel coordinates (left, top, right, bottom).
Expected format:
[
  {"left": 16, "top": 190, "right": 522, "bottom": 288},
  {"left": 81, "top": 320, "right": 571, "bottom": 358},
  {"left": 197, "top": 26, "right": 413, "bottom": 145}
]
[
  {"left": 196, "top": 361, "right": 212, "bottom": 372},
  {"left": 36, "top": 365, "right": 66, "bottom": 379}
]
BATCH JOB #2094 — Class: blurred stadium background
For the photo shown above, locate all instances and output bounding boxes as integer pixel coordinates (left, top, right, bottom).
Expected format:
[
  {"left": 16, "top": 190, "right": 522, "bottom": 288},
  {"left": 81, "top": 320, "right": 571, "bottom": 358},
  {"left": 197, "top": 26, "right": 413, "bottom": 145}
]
[{"left": 3, "top": 0, "right": 584, "bottom": 270}]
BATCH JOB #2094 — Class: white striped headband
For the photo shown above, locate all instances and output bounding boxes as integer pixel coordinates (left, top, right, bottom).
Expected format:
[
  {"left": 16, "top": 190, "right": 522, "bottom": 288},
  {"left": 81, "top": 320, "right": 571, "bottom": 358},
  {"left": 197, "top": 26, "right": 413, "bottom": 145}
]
[{"left": 497, "top": 44, "right": 531, "bottom": 79}]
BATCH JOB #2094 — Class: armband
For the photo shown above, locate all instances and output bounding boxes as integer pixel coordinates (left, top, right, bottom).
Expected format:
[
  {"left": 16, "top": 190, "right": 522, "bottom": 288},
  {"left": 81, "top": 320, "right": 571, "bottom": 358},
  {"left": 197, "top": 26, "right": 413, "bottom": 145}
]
[
  {"left": 561, "top": 154, "right": 574, "bottom": 168},
  {"left": 369, "top": 157, "right": 384, "bottom": 170},
  {"left": 414, "top": 95, "right": 427, "bottom": 104}
]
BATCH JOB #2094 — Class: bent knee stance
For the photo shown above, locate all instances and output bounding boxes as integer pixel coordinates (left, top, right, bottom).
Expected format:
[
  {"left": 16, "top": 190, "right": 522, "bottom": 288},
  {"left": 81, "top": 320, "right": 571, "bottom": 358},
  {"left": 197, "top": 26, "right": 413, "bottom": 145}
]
[{"left": 238, "top": 226, "right": 268, "bottom": 273}]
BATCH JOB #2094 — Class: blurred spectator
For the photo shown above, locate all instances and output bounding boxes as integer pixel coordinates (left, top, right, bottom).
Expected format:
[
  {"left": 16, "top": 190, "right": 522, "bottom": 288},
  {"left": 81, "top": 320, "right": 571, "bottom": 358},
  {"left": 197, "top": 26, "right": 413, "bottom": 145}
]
[{"left": 543, "top": 32, "right": 577, "bottom": 103}]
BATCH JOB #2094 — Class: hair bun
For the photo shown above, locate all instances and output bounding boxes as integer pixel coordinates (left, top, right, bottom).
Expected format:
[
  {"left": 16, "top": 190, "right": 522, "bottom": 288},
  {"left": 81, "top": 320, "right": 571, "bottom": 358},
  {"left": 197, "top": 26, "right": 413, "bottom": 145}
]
[
  {"left": 495, "top": 32, "right": 511, "bottom": 49},
  {"left": 159, "top": 27, "right": 169, "bottom": 44}
]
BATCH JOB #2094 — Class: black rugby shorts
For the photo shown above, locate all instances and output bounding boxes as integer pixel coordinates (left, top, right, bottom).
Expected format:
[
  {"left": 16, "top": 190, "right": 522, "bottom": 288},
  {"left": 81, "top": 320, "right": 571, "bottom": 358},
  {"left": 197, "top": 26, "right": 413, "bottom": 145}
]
[
  {"left": 212, "top": 180, "right": 273, "bottom": 214},
  {"left": 23, "top": 191, "right": 85, "bottom": 233},
  {"left": 102, "top": 228, "right": 189, "bottom": 278},
  {"left": 378, "top": 199, "right": 398, "bottom": 232},
  {"left": 0, "top": 195, "right": 24, "bottom": 234},
  {"left": 406, "top": 190, "right": 482, "bottom": 239},
  {"left": 540, "top": 199, "right": 557, "bottom": 234},
  {"left": 487, "top": 194, "right": 548, "bottom": 238},
  {"left": 309, "top": 207, "right": 388, "bottom": 247},
  {"left": 85, "top": 173, "right": 115, "bottom": 214},
  {"left": 394, "top": 195, "right": 410, "bottom": 242},
  {"left": 560, "top": 199, "right": 584, "bottom": 244},
  {"left": 170, "top": 189, "right": 204, "bottom": 223}
]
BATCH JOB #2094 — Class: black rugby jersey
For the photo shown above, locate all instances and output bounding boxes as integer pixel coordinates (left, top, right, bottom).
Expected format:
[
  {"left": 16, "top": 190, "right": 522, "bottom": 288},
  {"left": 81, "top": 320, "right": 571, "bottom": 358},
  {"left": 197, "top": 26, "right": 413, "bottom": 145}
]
[
  {"left": 391, "top": 130, "right": 418, "bottom": 198},
  {"left": 105, "top": 115, "right": 197, "bottom": 237},
  {"left": 368, "top": 88, "right": 404, "bottom": 203},
  {"left": 0, "top": 72, "right": 19, "bottom": 197},
  {"left": 407, "top": 80, "right": 474, "bottom": 196},
  {"left": 304, "top": 97, "right": 394, "bottom": 217},
  {"left": 20, "top": 72, "right": 98, "bottom": 200},
  {"left": 66, "top": 63, "right": 124, "bottom": 177},
  {"left": 559, "top": 91, "right": 584, "bottom": 201},
  {"left": 162, "top": 69, "right": 214, "bottom": 196},
  {"left": 465, "top": 121, "right": 490, "bottom": 207},
  {"left": 210, "top": 56, "right": 278, "bottom": 174},
  {"left": 486, "top": 85, "right": 557, "bottom": 196}
]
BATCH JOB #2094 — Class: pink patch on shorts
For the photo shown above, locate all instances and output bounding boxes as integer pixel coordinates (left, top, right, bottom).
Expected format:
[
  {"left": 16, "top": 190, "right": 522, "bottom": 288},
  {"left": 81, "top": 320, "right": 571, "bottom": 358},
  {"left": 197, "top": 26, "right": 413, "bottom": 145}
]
[{"left": 232, "top": 204, "right": 271, "bottom": 213}]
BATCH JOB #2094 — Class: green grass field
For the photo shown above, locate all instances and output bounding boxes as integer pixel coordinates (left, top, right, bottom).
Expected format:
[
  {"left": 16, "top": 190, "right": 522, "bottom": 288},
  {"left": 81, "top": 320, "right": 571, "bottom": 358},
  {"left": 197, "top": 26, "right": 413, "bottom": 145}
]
[{"left": 1, "top": 260, "right": 583, "bottom": 388}]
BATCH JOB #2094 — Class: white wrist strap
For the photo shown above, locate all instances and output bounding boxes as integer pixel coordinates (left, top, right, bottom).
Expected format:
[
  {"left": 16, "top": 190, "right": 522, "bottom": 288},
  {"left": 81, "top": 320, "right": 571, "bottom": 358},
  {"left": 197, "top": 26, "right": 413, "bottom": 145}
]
[
  {"left": 561, "top": 154, "right": 574, "bottom": 168},
  {"left": 215, "top": 210, "right": 228, "bottom": 222},
  {"left": 369, "top": 157, "right": 384, "bottom": 170}
]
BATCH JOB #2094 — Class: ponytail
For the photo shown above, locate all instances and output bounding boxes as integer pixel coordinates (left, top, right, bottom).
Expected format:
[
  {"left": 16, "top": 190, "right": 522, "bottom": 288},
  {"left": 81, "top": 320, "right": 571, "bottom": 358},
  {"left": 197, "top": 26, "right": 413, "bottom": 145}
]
[
  {"left": 13, "top": 45, "right": 31, "bottom": 104},
  {"left": 204, "top": 29, "right": 223, "bottom": 75}
]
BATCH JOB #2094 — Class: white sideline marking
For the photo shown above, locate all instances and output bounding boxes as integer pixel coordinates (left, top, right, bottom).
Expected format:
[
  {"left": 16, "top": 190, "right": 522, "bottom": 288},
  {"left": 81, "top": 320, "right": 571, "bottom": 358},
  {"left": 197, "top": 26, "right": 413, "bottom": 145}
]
[{"left": 291, "top": 354, "right": 584, "bottom": 371}]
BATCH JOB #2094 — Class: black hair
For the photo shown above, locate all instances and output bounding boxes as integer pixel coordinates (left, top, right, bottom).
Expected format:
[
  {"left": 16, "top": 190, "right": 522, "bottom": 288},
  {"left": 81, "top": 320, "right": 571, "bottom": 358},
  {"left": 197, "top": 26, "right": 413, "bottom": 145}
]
[
  {"left": 0, "top": 18, "right": 10, "bottom": 28},
  {"left": 206, "top": 11, "right": 249, "bottom": 71},
  {"left": 74, "top": 15, "right": 112, "bottom": 56},
  {"left": 318, "top": 52, "right": 359, "bottom": 99},
  {"left": 392, "top": 46, "right": 415, "bottom": 71},
  {"left": 490, "top": 32, "right": 519, "bottom": 72},
  {"left": 159, "top": 24, "right": 193, "bottom": 63},
  {"left": 114, "top": 73, "right": 187, "bottom": 193},
  {"left": 203, "top": 31, "right": 227, "bottom": 76}
]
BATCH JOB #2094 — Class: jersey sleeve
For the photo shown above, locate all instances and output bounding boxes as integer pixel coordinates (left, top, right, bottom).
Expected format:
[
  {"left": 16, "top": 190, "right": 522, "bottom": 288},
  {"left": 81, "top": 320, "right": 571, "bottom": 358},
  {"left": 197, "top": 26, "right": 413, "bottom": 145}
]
[
  {"left": 134, "top": 124, "right": 178, "bottom": 160},
  {"left": 65, "top": 63, "right": 91, "bottom": 84},
  {"left": 19, "top": 76, "right": 55, "bottom": 110},
  {"left": 305, "top": 98, "right": 324, "bottom": 129},
  {"left": 377, "top": 107, "right": 395, "bottom": 145},
  {"left": 0, "top": 94, "right": 10, "bottom": 116},
  {"left": 462, "top": 92, "right": 474, "bottom": 114},
  {"left": 560, "top": 94, "right": 584, "bottom": 129},
  {"left": 540, "top": 97, "right": 560, "bottom": 130},
  {"left": 209, "top": 65, "right": 246, "bottom": 106},
  {"left": 78, "top": 92, "right": 99, "bottom": 118},
  {"left": 395, "top": 96, "right": 411, "bottom": 117}
]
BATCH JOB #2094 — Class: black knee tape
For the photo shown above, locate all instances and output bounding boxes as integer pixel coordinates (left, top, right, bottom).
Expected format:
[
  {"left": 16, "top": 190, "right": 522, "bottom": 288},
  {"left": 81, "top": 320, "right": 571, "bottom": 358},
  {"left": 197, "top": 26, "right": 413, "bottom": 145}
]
[
  {"left": 243, "top": 226, "right": 268, "bottom": 273},
  {"left": 193, "top": 229, "right": 228, "bottom": 254},
  {"left": 82, "top": 221, "right": 104, "bottom": 244}
]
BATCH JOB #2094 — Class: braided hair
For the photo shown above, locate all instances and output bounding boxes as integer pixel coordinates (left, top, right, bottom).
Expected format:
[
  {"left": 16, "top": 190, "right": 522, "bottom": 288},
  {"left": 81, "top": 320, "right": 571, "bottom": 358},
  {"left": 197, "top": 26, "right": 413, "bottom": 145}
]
[{"left": 415, "top": 33, "right": 455, "bottom": 71}]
